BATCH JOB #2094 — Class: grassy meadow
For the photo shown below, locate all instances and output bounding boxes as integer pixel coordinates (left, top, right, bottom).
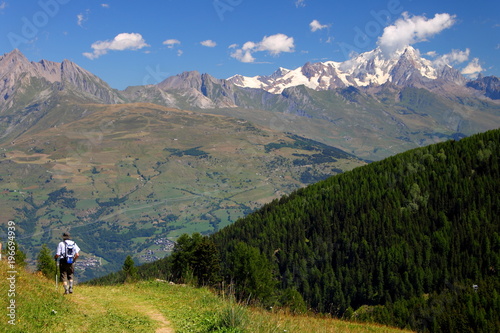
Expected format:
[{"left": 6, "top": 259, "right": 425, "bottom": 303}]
[{"left": 0, "top": 260, "right": 411, "bottom": 333}]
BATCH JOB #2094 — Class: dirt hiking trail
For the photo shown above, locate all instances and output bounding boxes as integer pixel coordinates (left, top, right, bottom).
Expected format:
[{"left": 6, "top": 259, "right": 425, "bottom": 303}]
[{"left": 71, "top": 284, "right": 175, "bottom": 333}]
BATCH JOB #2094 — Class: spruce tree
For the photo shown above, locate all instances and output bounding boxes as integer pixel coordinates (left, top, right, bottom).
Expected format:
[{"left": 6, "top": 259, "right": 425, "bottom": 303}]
[
  {"left": 122, "top": 255, "right": 138, "bottom": 283},
  {"left": 13, "top": 241, "right": 27, "bottom": 268},
  {"left": 37, "top": 244, "right": 57, "bottom": 279}
]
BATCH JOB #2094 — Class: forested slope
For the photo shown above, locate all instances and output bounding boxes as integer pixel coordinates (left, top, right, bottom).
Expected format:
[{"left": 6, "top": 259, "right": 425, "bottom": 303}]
[
  {"left": 211, "top": 129, "right": 500, "bottom": 331},
  {"left": 89, "top": 129, "right": 499, "bottom": 331}
]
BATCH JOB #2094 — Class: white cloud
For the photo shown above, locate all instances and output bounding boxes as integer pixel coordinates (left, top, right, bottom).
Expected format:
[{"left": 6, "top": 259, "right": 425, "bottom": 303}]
[
  {"left": 377, "top": 12, "right": 456, "bottom": 57},
  {"left": 177, "top": 50, "right": 183, "bottom": 57},
  {"left": 0, "top": 1, "right": 7, "bottom": 11},
  {"left": 83, "top": 33, "right": 149, "bottom": 60},
  {"left": 200, "top": 40, "right": 217, "bottom": 47},
  {"left": 77, "top": 9, "right": 90, "bottom": 27},
  {"left": 228, "top": 43, "right": 238, "bottom": 49},
  {"left": 231, "top": 49, "right": 255, "bottom": 63},
  {"left": 101, "top": 4, "right": 110, "bottom": 8},
  {"left": 77, "top": 14, "right": 85, "bottom": 27},
  {"left": 325, "top": 36, "right": 334, "bottom": 43},
  {"left": 77, "top": 14, "right": 83, "bottom": 26},
  {"left": 432, "top": 49, "right": 470, "bottom": 67},
  {"left": 461, "top": 58, "right": 483, "bottom": 77},
  {"left": 163, "top": 39, "right": 181, "bottom": 48},
  {"left": 243, "top": 41, "right": 257, "bottom": 50},
  {"left": 230, "top": 34, "right": 295, "bottom": 62},
  {"left": 427, "top": 49, "right": 483, "bottom": 77},
  {"left": 295, "top": 0, "right": 306, "bottom": 8},
  {"left": 258, "top": 34, "right": 295, "bottom": 54},
  {"left": 231, "top": 33, "right": 295, "bottom": 63},
  {"left": 310, "top": 19, "right": 328, "bottom": 32}
]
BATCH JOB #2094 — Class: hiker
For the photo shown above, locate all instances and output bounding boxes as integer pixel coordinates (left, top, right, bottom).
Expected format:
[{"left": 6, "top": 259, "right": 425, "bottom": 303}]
[{"left": 54, "top": 232, "right": 80, "bottom": 294}]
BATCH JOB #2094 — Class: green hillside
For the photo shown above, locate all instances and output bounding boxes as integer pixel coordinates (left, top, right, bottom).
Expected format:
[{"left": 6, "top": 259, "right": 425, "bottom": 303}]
[
  {"left": 0, "top": 103, "right": 365, "bottom": 280},
  {"left": 89, "top": 129, "right": 499, "bottom": 332},
  {"left": 0, "top": 260, "right": 410, "bottom": 333},
  {"left": 208, "top": 129, "right": 500, "bottom": 331}
]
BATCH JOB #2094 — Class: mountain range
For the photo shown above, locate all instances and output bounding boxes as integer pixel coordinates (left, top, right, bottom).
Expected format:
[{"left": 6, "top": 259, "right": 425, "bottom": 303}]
[
  {"left": 1, "top": 47, "right": 499, "bottom": 160},
  {"left": 228, "top": 46, "right": 468, "bottom": 93}
]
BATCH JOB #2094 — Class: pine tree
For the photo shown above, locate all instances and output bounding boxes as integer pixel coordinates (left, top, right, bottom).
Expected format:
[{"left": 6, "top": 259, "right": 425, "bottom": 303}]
[
  {"left": 122, "top": 255, "right": 138, "bottom": 283},
  {"left": 192, "top": 237, "right": 221, "bottom": 286},
  {"left": 226, "top": 241, "right": 277, "bottom": 306},
  {"left": 37, "top": 244, "right": 57, "bottom": 279},
  {"left": 171, "top": 233, "right": 221, "bottom": 286},
  {"left": 13, "top": 241, "right": 27, "bottom": 268}
]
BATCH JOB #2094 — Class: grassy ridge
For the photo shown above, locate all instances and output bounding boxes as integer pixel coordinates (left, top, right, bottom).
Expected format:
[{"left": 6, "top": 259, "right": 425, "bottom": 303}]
[{"left": 0, "top": 260, "right": 411, "bottom": 332}]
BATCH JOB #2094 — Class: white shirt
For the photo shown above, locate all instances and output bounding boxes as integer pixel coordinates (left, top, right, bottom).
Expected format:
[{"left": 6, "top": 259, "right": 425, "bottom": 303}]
[{"left": 56, "top": 240, "right": 81, "bottom": 258}]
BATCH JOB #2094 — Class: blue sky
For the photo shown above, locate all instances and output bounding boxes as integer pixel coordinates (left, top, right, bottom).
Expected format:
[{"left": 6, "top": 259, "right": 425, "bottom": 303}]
[{"left": 1, "top": 0, "right": 499, "bottom": 89}]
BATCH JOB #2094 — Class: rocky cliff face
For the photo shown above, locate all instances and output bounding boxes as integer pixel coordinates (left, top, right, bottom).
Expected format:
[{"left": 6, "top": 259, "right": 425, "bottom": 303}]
[
  {"left": 389, "top": 47, "right": 436, "bottom": 86},
  {"left": 0, "top": 49, "right": 123, "bottom": 113},
  {"left": 0, "top": 49, "right": 125, "bottom": 141},
  {"left": 59, "top": 59, "right": 124, "bottom": 104},
  {"left": 126, "top": 71, "right": 241, "bottom": 109},
  {"left": 0, "top": 49, "right": 34, "bottom": 109},
  {"left": 467, "top": 75, "right": 500, "bottom": 100}
]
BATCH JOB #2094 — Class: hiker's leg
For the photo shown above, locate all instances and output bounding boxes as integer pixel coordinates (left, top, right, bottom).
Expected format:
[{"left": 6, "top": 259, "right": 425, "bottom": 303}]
[
  {"left": 68, "top": 263, "right": 75, "bottom": 293},
  {"left": 60, "top": 264, "right": 69, "bottom": 293}
]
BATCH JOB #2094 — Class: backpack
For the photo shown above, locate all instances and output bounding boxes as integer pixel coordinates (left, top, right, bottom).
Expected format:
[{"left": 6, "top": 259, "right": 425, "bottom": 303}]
[{"left": 64, "top": 240, "right": 76, "bottom": 264}]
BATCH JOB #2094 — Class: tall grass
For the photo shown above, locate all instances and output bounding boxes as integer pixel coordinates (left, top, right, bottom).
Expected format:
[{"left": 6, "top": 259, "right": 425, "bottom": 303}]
[
  {"left": 126, "top": 280, "right": 412, "bottom": 333},
  {"left": 0, "top": 260, "right": 154, "bottom": 333},
  {"left": 0, "top": 261, "right": 412, "bottom": 332}
]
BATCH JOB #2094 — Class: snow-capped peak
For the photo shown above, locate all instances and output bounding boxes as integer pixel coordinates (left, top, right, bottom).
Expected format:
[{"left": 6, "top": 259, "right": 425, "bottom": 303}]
[{"left": 227, "top": 46, "right": 457, "bottom": 94}]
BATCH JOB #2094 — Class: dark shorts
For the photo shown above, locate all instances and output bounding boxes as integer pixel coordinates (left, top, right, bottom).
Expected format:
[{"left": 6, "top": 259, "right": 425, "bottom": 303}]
[{"left": 59, "top": 260, "right": 75, "bottom": 281}]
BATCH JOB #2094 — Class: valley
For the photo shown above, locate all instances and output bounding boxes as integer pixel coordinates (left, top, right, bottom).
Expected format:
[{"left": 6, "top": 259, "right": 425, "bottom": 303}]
[
  {"left": 0, "top": 48, "right": 499, "bottom": 280},
  {"left": 0, "top": 101, "right": 364, "bottom": 279}
]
